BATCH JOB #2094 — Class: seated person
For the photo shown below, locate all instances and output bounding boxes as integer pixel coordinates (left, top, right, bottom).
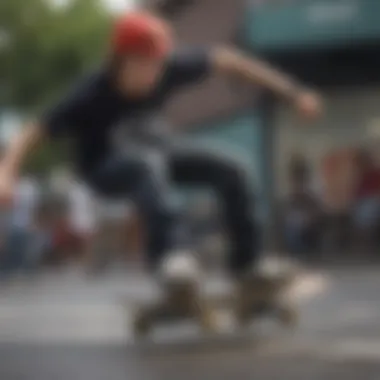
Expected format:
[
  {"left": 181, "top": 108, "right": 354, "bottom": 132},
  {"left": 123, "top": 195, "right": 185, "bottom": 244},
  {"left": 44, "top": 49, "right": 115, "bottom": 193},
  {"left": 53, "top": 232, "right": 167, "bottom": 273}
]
[
  {"left": 352, "top": 148, "right": 380, "bottom": 248},
  {"left": 283, "top": 179, "right": 322, "bottom": 255}
]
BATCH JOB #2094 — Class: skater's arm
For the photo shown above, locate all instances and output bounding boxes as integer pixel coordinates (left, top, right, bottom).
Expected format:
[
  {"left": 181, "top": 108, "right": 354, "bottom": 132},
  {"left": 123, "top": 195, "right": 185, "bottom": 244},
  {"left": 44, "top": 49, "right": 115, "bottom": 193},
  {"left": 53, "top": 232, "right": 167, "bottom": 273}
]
[
  {"left": 212, "top": 47, "right": 300, "bottom": 99},
  {"left": 0, "top": 122, "right": 44, "bottom": 182},
  {"left": 0, "top": 122, "right": 44, "bottom": 205},
  {"left": 0, "top": 82, "right": 88, "bottom": 204},
  {"left": 211, "top": 46, "right": 321, "bottom": 118},
  {"left": 0, "top": 98, "right": 82, "bottom": 181}
]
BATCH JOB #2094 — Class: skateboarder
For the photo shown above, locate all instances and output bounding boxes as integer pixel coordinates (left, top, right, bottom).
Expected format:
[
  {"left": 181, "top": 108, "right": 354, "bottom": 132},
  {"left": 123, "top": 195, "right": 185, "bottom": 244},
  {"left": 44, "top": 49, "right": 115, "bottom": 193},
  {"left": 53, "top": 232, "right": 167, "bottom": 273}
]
[{"left": 0, "top": 11, "right": 321, "bottom": 292}]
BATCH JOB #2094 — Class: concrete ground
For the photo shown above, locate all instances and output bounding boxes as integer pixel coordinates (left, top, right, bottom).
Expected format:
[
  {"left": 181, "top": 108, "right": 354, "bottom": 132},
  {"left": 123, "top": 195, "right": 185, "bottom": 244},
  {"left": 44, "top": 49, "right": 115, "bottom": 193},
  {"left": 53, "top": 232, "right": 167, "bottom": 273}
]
[{"left": 1, "top": 266, "right": 380, "bottom": 379}]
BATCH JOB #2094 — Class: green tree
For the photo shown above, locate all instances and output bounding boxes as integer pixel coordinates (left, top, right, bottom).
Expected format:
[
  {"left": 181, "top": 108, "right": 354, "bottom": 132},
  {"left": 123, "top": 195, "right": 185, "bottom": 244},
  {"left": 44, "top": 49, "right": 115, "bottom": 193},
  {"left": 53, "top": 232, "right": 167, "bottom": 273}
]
[
  {"left": 0, "top": 0, "right": 112, "bottom": 174},
  {"left": 0, "top": 0, "right": 112, "bottom": 110}
]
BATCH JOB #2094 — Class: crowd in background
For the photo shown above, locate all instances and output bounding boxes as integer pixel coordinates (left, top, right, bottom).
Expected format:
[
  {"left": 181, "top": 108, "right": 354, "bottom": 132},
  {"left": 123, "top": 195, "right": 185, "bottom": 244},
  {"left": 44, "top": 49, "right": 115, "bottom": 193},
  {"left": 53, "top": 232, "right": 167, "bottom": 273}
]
[
  {"left": 0, "top": 171, "right": 143, "bottom": 281},
  {"left": 281, "top": 141, "right": 380, "bottom": 257},
  {"left": 0, "top": 162, "right": 232, "bottom": 282},
  {"left": 0, "top": 168, "right": 226, "bottom": 281},
  {"left": 2, "top": 136, "right": 380, "bottom": 281}
]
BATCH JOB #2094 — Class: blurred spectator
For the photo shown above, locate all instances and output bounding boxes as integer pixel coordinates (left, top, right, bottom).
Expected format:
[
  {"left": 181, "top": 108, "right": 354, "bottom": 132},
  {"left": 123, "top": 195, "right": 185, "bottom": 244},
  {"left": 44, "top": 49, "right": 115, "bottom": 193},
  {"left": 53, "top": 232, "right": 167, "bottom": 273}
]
[
  {"left": 87, "top": 199, "right": 131, "bottom": 274},
  {"left": 67, "top": 180, "right": 96, "bottom": 265},
  {"left": 32, "top": 191, "right": 58, "bottom": 270},
  {"left": 46, "top": 195, "right": 71, "bottom": 266},
  {"left": 283, "top": 185, "right": 322, "bottom": 256},
  {"left": 320, "top": 148, "right": 357, "bottom": 253},
  {"left": 352, "top": 147, "right": 380, "bottom": 250},
  {"left": 0, "top": 175, "right": 40, "bottom": 279},
  {"left": 283, "top": 154, "right": 322, "bottom": 256},
  {"left": 48, "top": 173, "right": 97, "bottom": 267},
  {"left": 288, "top": 151, "right": 311, "bottom": 186}
]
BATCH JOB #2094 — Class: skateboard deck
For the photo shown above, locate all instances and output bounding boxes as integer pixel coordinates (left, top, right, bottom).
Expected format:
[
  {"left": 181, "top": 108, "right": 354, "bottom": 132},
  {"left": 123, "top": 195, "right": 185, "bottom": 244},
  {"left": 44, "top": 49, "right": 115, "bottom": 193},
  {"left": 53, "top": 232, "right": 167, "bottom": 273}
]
[
  {"left": 131, "top": 282, "right": 220, "bottom": 338},
  {"left": 130, "top": 257, "right": 301, "bottom": 341}
]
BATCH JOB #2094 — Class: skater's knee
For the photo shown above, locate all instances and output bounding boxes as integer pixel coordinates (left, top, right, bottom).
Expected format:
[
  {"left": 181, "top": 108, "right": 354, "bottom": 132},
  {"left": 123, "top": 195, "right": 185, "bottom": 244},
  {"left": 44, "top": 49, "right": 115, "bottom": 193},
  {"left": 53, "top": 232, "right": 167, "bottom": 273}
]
[
  {"left": 131, "top": 158, "right": 160, "bottom": 183},
  {"left": 215, "top": 163, "right": 252, "bottom": 201},
  {"left": 132, "top": 161, "right": 170, "bottom": 212}
]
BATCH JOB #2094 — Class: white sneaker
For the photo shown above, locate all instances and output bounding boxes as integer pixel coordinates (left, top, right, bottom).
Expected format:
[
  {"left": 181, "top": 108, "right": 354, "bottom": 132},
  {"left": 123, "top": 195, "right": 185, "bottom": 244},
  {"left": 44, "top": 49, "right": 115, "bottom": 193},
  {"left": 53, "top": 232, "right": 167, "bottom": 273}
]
[{"left": 159, "top": 250, "right": 202, "bottom": 285}]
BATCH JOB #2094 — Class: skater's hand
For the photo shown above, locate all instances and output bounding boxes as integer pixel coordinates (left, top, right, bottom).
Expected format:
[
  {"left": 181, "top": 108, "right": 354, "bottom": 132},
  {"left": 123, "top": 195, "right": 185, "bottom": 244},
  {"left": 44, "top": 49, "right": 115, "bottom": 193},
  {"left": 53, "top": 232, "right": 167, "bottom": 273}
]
[
  {"left": 0, "top": 165, "right": 16, "bottom": 208},
  {"left": 294, "top": 91, "right": 322, "bottom": 122}
]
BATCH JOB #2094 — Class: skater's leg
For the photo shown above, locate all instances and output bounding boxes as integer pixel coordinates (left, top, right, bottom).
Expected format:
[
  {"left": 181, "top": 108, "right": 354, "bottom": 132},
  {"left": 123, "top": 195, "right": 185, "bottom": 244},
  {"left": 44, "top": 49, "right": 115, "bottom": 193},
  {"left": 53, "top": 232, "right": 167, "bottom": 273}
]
[
  {"left": 89, "top": 153, "right": 215, "bottom": 334},
  {"left": 169, "top": 145, "right": 260, "bottom": 277},
  {"left": 87, "top": 153, "right": 176, "bottom": 270}
]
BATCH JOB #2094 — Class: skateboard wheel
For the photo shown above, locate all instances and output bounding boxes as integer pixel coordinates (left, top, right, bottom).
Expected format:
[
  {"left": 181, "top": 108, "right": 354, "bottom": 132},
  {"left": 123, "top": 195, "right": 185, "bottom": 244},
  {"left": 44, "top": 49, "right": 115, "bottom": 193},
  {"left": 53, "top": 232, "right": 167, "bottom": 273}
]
[
  {"left": 277, "top": 305, "right": 299, "bottom": 328},
  {"left": 200, "top": 309, "right": 219, "bottom": 333},
  {"left": 234, "top": 301, "right": 253, "bottom": 328},
  {"left": 133, "top": 312, "right": 152, "bottom": 337}
]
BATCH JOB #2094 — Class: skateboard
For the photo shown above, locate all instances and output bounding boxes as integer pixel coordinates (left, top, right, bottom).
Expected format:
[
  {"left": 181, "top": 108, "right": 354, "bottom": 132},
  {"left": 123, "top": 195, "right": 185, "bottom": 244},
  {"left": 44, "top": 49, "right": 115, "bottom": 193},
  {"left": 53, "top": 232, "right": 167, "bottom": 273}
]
[
  {"left": 131, "top": 256, "right": 300, "bottom": 339},
  {"left": 132, "top": 252, "right": 219, "bottom": 338},
  {"left": 132, "top": 282, "right": 219, "bottom": 338},
  {"left": 232, "top": 257, "right": 300, "bottom": 328}
]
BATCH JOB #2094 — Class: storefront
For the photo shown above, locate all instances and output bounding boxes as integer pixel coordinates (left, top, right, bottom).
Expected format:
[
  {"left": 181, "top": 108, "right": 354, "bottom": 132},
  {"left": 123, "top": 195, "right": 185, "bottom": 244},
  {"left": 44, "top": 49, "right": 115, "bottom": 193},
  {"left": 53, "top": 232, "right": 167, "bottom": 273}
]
[
  {"left": 244, "top": 0, "right": 380, "bottom": 55},
  {"left": 274, "top": 88, "right": 380, "bottom": 198},
  {"left": 241, "top": 0, "right": 380, "bottom": 201}
]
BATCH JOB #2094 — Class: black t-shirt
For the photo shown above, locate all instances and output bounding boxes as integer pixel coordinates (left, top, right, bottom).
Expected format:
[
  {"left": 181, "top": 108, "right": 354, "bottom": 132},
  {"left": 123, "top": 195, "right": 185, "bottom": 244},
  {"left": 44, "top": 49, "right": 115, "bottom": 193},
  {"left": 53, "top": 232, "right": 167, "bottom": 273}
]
[{"left": 42, "top": 48, "right": 211, "bottom": 174}]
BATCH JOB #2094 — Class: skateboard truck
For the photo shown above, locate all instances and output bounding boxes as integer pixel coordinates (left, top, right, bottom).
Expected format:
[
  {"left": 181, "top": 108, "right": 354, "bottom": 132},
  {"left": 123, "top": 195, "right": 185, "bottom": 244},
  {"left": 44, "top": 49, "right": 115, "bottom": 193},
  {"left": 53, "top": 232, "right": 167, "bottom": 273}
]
[
  {"left": 233, "top": 257, "right": 300, "bottom": 328},
  {"left": 132, "top": 251, "right": 219, "bottom": 338}
]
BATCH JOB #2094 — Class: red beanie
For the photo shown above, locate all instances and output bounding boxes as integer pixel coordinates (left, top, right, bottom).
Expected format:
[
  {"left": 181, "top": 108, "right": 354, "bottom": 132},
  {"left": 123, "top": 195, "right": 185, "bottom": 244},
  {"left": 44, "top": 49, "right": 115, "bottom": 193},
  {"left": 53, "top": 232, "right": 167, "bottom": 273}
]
[{"left": 111, "top": 11, "right": 173, "bottom": 59}]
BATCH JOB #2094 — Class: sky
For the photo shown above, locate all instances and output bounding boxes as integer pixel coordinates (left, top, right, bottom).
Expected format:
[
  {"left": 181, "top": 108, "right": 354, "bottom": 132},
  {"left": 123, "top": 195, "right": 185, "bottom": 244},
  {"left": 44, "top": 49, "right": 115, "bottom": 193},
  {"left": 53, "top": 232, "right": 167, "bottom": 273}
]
[
  {"left": 52, "top": 0, "right": 137, "bottom": 13},
  {"left": 104, "top": 0, "right": 137, "bottom": 13}
]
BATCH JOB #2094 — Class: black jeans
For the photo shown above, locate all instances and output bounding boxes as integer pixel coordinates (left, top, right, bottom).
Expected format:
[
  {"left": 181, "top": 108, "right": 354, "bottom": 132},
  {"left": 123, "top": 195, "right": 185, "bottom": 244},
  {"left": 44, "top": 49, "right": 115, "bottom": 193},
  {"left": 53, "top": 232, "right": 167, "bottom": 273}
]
[{"left": 86, "top": 144, "right": 260, "bottom": 276}]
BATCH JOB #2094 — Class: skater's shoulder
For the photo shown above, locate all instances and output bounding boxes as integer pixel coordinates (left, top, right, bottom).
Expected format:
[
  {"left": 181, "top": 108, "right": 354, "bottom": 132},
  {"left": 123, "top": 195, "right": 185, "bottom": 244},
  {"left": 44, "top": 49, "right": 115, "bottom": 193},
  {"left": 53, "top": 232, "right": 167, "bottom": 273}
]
[
  {"left": 41, "top": 69, "right": 107, "bottom": 131},
  {"left": 168, "top": 46, "right": 210, "bottom": 60},
  {"left": 67, "top": 68, "right": 109, "bottom": 102},
  {"left": 164, "top": 46, "right": 212, "bottom": 86}
]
